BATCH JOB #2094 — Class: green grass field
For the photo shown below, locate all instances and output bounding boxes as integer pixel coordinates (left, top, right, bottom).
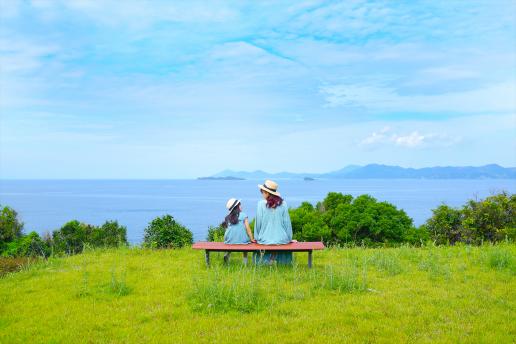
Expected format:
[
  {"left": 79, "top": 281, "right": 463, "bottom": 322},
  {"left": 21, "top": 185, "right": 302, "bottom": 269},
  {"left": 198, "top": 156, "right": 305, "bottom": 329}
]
[{"left": 1, "top": 244, "right": 515, "bottom": 343}]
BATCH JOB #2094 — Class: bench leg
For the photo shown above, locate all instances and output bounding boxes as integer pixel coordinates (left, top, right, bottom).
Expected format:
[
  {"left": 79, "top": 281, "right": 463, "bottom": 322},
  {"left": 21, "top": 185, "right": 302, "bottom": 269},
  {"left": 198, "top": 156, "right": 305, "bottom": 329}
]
[
  {"left": 205, "top": 250, "right": 210, "bottom": 267},
  {"left": 308, "top": 250, "right": 313, "bottom": 268}
]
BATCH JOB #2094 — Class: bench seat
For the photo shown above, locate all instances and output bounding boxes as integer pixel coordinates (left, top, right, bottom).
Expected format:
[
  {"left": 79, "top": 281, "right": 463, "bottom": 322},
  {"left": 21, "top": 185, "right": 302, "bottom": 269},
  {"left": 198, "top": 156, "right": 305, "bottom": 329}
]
[{"left": 192, "top": 241, "right": 325, "bottom": 267}]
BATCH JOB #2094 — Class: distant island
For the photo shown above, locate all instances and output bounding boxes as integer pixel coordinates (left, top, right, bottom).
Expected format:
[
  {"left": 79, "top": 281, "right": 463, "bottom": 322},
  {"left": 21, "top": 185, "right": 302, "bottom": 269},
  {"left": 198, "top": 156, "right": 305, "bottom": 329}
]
[
  {"left": 206, "top": 164, "right": 516, "bottom": 180},
  {"left": 197, "top": 176, "right": 245, "bottom": 181}
]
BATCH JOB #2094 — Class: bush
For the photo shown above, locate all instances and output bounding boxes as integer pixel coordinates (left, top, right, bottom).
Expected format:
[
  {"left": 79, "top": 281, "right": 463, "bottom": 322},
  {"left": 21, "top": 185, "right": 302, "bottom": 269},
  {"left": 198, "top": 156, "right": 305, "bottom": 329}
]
[
  {"left": 51, "top": 220, "right": 129, "bottom": 255},
  {"left": 462, "top": 192, "right": 516, "bottom": 244},
  {"left": 424, "top": 204, "right": 464, "bottom": 245},
  {"left": 2, "top": 232, "right": 50, "bottom": 258},
  {"left": 207, "top": 225, "right": 225, "bottom": 242},
  {"left": 424, "top": 192, "right": 515, "bottom": 245},
  {"left": 0, "top": 205, "right": 24, "bottom": 244},
  {"left": 51, "top": 220, "right": 94, "bottom": 255},
  {"left": 289, "top": 193, "right": 416, "bottom": 246},
  {"left": 90, "top": 221, "right": 128, "bottom": 247},
  {"left": 143, "top": 215, "right": 193, "bottom": 248}
]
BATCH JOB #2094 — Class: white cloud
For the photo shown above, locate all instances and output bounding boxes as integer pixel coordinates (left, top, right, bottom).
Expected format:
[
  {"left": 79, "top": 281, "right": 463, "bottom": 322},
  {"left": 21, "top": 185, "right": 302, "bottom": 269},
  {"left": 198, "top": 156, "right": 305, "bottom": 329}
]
[
  {"left": 392, "top": 131, "right": 427, "bottom": 148},
  {"left": 360, "top": 127, "right": 461, "bottom": 148}
]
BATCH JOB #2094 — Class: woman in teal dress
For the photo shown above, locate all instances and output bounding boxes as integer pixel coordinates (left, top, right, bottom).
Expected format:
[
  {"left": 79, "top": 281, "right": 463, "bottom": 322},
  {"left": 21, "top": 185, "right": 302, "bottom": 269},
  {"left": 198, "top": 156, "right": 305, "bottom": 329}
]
[
  {"left": 222, "top": 198, "right": 255, "bottom": 264},
  {"left": 253, "top": 180, "right": 294, "bottom": 265}
]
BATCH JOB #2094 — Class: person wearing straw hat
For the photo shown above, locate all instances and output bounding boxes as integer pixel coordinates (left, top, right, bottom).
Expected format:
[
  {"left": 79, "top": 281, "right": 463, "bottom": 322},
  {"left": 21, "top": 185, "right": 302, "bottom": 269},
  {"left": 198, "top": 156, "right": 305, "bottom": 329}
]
[
  {"left": 220, "top": 198, "right": 256, "bottom": 264},
  {"left": 254, "top": 180, "right": 294, "bottom": 265}
]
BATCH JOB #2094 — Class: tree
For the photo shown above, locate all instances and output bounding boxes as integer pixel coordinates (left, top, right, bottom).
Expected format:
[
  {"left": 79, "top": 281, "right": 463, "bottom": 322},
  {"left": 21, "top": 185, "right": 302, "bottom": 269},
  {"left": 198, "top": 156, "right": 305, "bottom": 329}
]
[
  {"left": 422, "top": 204, "right": 464, "bottom": 245},
  {"left": 424, "top": 192, "right": 515, "bottom": 245},
  {"left": 462, "top": 192, "right": 516, "bottom": 243},
  {"left": 2, "top": 232, "right": 50, "bottom": 258},
  {"left": 91, "top": 220, "right": 128, "bottom": 247},
  {"left": 52, "top": 220, "right": 94, "bottom": 255},
  {"left": 288, "top": 193, "right": 416, "bottom": 246},
  {"left": 143, "top": 215, "right": 193, "bottom": 248},
  {"left": 0, "top": 205, "right": 24, "bottom": 244}
]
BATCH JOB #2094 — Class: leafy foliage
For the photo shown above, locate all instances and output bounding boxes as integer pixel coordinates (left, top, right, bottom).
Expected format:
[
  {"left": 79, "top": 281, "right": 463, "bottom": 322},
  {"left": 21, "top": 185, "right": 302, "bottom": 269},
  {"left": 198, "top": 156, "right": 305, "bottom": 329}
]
[
  {"left": 50, "top": 220, "right": 128, "bottom": 255},
  {"left": 289, "top": 193, "right": 417, "bottom": 246},
  {"left": 143, "top": 215, "right": 193, "bottom": 248},
  {"left": 52, "top": 220, "right": 95, "bottom": 255},
  {"left": 207, "top": 225, "right": 225, "bottom": 242},
  {"left": 0, "top": 205, "right": 24, "bottom": 244},
  {"left": 425, "top": 192, "right": 515, "bottom": 245},
  {"left": 90, "top": 221, "right": 128, "bottom": 248},
  {"left": 2, "top": 232, "right": 51, "bottom": 258}
]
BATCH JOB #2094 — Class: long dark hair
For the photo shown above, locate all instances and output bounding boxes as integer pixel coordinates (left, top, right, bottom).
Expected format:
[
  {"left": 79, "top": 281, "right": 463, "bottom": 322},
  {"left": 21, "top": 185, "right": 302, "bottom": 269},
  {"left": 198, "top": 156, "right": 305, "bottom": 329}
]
[
  {"left": 266, "top": 194, "right": 283, "bottom": 209},
  {"left": 221, "top": 206, "right": 240, "bottom": 229}
]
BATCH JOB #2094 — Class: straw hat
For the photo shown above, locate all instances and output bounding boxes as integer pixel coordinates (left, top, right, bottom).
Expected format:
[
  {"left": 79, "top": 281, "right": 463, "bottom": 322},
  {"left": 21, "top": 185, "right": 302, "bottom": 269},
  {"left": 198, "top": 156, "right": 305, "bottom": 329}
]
[
  {"left": 258, "top": 180, "right": 281, "bottom": 197},
  {"left": 226, "top": 198, "right": 241, "bottom": 213}
]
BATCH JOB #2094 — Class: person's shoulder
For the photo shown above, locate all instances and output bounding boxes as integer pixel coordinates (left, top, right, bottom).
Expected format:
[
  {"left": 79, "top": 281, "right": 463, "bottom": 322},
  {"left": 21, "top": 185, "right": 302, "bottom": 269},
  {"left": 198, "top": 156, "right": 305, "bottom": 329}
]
[
  {"left": 258, "top": 200, "right": 266, "bottom": 207},
  {"left": 239, "top": 211, "right": 248, "bottom": 219},
  {"left": 281, "top": 200, "right": 288, "bottom": 209}
]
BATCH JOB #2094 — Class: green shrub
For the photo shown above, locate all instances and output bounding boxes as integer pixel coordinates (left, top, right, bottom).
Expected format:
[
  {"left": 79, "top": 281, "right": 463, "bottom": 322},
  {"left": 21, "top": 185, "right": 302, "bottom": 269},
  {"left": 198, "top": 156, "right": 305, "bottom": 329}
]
[
  {"left": 290, "top": 202, "right": 332, "bottom": 243},
  {"left": 51, "top": 220, "right": 94, "bottom": 255},
  {"left": 424, "top": 204, "right": 464, "bottom": 245},
  {"left": 207, "top": 225, "right": 225, "bottom": 242},
  {"left": 425, "top": 192, "right": 515, "bottom": 245},
  {"left": 90, "top": 221, "right": 128, "bottom": 247},
  {"left": 462, "top": 192, "right": 516, "bottom": 244},
  {"left": 289, "top": 193, "right": 416, "bottom": 246},
  {"left": 2, "top": 232, "right": 50, "bottom": 258},
  {"left": 0, "top": 205, "right": 24, "bottom": 244},
  {"left": 404, "top": 225, "right": 430, "bottom": 245},
  {"left": 143, "top": 215, "right": 193, "bottom": 248},
  {"left": 50, "top": 220, "right": 128, "bottom": 255}
]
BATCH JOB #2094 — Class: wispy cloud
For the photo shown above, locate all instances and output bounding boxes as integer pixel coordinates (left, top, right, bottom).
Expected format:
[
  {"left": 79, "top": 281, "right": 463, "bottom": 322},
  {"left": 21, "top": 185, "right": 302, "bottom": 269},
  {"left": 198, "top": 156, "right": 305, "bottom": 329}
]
[
  {"left": 0, "top": 1, "right": 515, "bottom": 177},
  {"left": 360, "top": 127, "right": 460, "bottom": 148},
  {"left": 320, "top": 82, "right": 515, "bottom": 114}
]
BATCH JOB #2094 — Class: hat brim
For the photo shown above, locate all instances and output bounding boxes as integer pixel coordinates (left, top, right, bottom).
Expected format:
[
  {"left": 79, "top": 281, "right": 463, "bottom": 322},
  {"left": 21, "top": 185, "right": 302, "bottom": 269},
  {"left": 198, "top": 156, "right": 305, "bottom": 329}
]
[{"left": 258, "top": 184, "right": 281, "bottom": 197}]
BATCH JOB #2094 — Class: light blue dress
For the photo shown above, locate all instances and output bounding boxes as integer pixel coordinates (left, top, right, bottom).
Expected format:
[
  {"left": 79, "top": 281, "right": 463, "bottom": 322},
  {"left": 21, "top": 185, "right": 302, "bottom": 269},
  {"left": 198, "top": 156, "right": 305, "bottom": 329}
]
[
  {"left": 253, "top": 200, "right": 293, "bottom": 265},
  {"left": 224, "top": 212, "right": 251, "bottom": 244}
]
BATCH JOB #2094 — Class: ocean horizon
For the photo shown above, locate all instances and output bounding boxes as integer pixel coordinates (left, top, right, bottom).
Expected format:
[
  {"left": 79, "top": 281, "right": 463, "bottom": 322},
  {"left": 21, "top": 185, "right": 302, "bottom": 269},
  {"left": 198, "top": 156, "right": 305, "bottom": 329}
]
[{"left": 1, "top": 178, "right": 515, "bottom": 244}]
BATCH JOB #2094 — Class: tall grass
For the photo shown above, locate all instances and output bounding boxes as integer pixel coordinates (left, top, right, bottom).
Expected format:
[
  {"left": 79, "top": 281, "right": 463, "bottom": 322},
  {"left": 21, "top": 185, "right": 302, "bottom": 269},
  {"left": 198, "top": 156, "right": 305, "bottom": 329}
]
[
  {"left": 1, "top": 244, "right": 515, "bottom": 343},
  {"left": 189, "top": 266, "right": 268, "bottom": 313},
  {"left": 486, "top": 246, "right": 514, "bottom": 271}
]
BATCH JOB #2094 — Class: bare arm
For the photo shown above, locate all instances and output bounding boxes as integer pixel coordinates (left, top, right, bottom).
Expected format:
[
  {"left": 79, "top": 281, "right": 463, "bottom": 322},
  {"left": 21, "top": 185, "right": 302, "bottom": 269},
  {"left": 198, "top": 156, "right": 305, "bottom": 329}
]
[{"left": 244, "top": 218, "right": 256, "bottom": 242}]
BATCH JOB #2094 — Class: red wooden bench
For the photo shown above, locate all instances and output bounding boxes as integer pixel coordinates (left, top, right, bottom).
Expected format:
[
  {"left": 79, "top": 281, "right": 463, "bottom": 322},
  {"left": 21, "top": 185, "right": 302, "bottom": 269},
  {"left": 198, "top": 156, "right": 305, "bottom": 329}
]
[{"left": 192, "top": 241, "right": 325, "bottom": 268}]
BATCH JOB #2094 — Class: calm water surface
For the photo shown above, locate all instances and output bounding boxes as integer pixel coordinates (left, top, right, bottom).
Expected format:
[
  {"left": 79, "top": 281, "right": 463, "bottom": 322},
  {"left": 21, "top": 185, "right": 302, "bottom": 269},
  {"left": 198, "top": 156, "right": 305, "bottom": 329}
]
[{"left": 0, "top": 179, "right": 514, "bottom": 243}]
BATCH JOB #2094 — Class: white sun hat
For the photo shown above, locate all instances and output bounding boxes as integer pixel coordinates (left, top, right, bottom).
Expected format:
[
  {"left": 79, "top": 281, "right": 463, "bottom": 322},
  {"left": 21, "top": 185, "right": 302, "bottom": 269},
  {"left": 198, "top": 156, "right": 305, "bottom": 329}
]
[
  {"left": 258, "top": 180, "right": 281, "bottom": 197},
  {"left": 226, "top": 198, "right": 241, "bottom": 213}
]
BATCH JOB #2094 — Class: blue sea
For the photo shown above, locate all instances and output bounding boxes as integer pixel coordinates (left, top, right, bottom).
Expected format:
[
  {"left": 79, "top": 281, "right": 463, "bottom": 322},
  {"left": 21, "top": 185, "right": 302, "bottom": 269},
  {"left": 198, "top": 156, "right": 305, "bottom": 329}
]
[{"left": 0, "top": 179, "right": 515, "bottom": 244}]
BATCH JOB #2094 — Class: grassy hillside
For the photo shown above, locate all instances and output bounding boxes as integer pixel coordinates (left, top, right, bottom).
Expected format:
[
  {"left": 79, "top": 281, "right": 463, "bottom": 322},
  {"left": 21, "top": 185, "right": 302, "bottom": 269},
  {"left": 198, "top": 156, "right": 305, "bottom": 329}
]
[{"left": 0, "top": 245, "right": 515, "bottom": 343}]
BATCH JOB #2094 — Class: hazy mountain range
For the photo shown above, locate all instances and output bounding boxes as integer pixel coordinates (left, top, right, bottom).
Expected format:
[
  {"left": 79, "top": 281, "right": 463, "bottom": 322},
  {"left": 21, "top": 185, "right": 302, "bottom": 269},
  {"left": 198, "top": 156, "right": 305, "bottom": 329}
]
[{"left": 206, "top": 164, "right": 516, "bottom": 179}]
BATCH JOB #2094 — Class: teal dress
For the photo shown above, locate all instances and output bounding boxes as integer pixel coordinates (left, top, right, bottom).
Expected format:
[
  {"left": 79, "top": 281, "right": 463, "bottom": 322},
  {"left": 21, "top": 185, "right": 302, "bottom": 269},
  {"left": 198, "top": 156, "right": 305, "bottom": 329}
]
[
  {"left": 224, "top": 212, "right": 250, "bottom": 244},
  {"left": 253, "top": 200, "right": 293, "bottom": 265}
]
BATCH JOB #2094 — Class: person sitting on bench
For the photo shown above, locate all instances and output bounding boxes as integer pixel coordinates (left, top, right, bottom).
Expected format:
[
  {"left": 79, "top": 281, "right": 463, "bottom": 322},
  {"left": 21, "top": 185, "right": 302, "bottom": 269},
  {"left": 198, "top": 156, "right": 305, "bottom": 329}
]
[
  {"left": 254, "top": 180, "right": 294, "bottom": 265},
  {"left": 221, "top": 198, "right": 256, "bottom": 264}
]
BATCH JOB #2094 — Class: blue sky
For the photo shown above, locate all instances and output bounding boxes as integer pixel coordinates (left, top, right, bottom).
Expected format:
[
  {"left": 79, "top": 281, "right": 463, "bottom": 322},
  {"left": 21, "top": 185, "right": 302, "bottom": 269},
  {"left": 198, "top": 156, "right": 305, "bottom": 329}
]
[{"left": 0, "top": 0, "right": 515, "bottom": 178}]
